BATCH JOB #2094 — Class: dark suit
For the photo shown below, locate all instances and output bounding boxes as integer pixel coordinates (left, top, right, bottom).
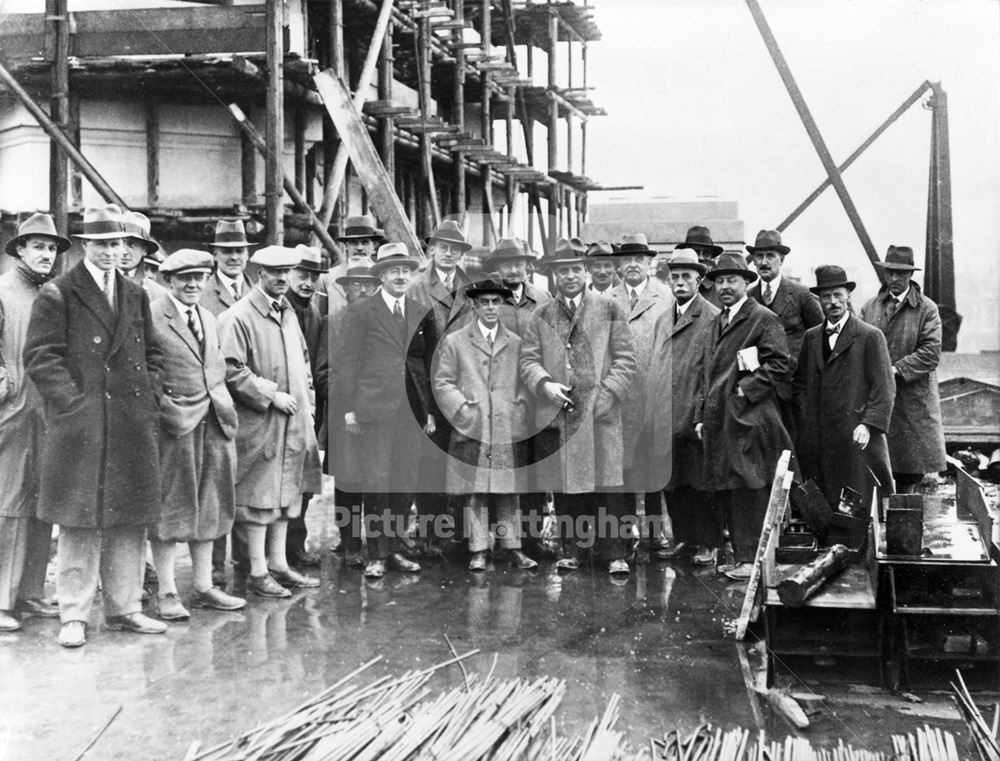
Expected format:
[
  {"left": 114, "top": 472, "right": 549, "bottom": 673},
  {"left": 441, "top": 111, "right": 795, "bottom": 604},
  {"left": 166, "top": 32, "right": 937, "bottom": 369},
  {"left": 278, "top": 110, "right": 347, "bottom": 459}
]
[
  {"left": 337, "top": 293, "right": 432, "bottom": 558},
  {"left": 199, "top": 271, "right": 254, "bottom": 318},
  {"left": 793, "top": 315, "right": 895, "bottom": 505}
]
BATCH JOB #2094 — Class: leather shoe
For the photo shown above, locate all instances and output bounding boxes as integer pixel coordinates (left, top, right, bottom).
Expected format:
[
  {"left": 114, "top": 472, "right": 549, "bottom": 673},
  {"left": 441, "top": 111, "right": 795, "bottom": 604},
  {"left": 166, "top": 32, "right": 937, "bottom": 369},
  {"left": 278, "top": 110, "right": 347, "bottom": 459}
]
[
  {"left": 15, "top": 597, "right": 59, "bottom": 618},
  {"left": 289, "top": 549, "right": 321, "bottom": 568},
  {"left": 657, "top": 542, "right": 693, "bottom": 560},
  {"left": 58, "top": 621, "right": 86, "bottom": 648},
  {"left": 608, "top": 559, "right": 630, "bottom": 575},
  {"left": 343, "top": 552, "right": 366, "bottom": 569},
  {"left": 555, "top": 556, "right": 579, "bottom": 571},
  {"left": 421, "top": 542, "right": 444, "bottom": 560},
  {"left": 247, "top": 574, "right": 291, "bottom": 598},
  {"left": 0, "top": 610, "right": 22, "bottom": 632},
  {"left": 211, "top": 569, "right": 228, "bottom": 589},
  {"left": 157, "top": 593, "right": 190, "bottom": 621},
  {"left": 106, "top": 612, "right": 168, "bottom": 634},
  {"left": 469, "top": 551, "right": 487, "bottom": 572},
  {"left": 388, "top": 553, "right": 421, "bottom": 573},
  {"left": 691, "top": 547, "right": 718, "bottom": 566},
  {"left": 363, "top": 560, "right": 386, "bottom": 579},
  {"left": 506, "top": 550, "right": 538, "bottom": 570},
  {"left": 270, "top": 567, "right": 320, "bottom": 589},
  {"left": 190, "top": 587, "right": 247, "bottom": 611},
  {"left": 723, "top": 562, "right": 753, "bottom": 581}
]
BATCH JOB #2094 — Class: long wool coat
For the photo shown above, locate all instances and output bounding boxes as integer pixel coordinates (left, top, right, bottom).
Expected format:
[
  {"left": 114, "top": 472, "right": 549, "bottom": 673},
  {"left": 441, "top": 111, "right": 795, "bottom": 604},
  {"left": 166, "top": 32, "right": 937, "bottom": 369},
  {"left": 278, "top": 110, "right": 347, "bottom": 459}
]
[
  {"left": 645, "top": 294, "right": 720, "bottom": 493},
  {"left": 497, "top": 281, "right": 552, "bottom": 336},
  {"left": 793, "top": 314, "right": 895, "bottom": 505},
  {"left": 0, "top": 267, "right": 48, "bottom": 518},
  {"left": 24, "top": 261, "right": 163, "bottom": 528},
  {"left": 433, "top": 320, "right": 530, "bottom": 494},
  {"left": 608, "top": 277, "right": 674, "bottom": 472},
  {"left": 199, "top": 271, "right": 253, "bottom": 318},
  {"left": 859, "top": 282, "right": 947, "bottom": 474},
  {"left": 218, "top": 288, "right": 322, "bottom": 511},
  {"left": 519, "top": 291, "right": 637, "bottom": 493},
  {"left": 151, "top": 296, "right": 238, "bottom": 541},
  {"left": 698, "top": 297, "right": 792, "bottom": 491}
]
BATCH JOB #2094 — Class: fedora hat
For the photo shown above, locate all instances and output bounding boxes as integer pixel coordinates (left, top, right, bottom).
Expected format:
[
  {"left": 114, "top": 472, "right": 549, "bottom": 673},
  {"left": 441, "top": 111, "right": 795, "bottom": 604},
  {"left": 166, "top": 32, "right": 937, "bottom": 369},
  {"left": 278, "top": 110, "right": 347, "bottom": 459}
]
[
  {"left": 336, "top": 215, "right": 384, "bottom": 242},
  {"left": 466, "top": 278, "right": 513, "bottom": 300},
  {"left": 745, "top": 229, "right": 790, "bottom": 256},
  {"left": 706, "top": 251, "right": 759, "bottom": 283},
  {"left": 211, "top": 218, "right": 251, "bottom": 249},
  {"left": 809, "top": 264, "right": 856, "bottom": 294},
  {"left": 614, "top": 233, "right": 656, "bottom": 257},
  {"left": 584, "top": 240, "right": 615, "bottom": 259},
  {"left": 74, "top": 204, "right": 126, "bottom": 240},
  {"left": 681, "top": 226, "right": 723, "bottom": 256},
  {"left": 875, "top": 245, "right": 921, "bottom": 271},
  {"left": 335, "top": 259, "right": 380, "bottom": 286},
  {"left": 159, "top": 248, "right": 214, "bottom": 278},
  {"left": 5, "top": 212, "right": 71, "bottom": 257},
  {"left": 425, "top": 220, "right": 472, "bottom": 252},
  {"left": 539, "top": 237, "right": 588, "bottom": 270},
  {"left": 250, "top": 245, "right": 300, "bottom": 269},
  {"left": 122, "top": 211, "right": 160, "bottom": 256},
  {"left": 143, "top": 249, "right": 165, "bottom": 269},
  {"left": 294, "top": 244, "right": 330, "bottom": 273},
  {"left": 370, "top": 242, "right": 421, "bottom": 277},
  {"left": 665, "top": 247, "right": 708, "bottom": 276},
  {"left": 483, "top": 238, "right": 533, "bottom": 271}
]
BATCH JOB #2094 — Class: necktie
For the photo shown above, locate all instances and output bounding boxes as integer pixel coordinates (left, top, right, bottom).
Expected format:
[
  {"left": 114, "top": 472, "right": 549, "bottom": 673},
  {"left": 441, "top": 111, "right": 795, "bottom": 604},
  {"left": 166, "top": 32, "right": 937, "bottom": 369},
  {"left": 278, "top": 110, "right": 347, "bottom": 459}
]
[
  {"left": 444, "top": 273, "right": 453, "bottom": 291},
  {"left": 629, "top": 289, "right": 638, "bottom": 310},
  {"left": 487, "top": 330, "right": 494, "bottom": 348},
  {"left": 566, "top": 298, "right": 576, "bottom": 317},
  {"left": 102, "top": 270, "right": 115, "bottom": 312},
  {"left": 763, "top": 281, "right": 773, "bottom": 305},
  {"left": 393, "top": 299, "right": 404, "bottom": 328},
  {"left": 187, "top": 308, "right": 204, "bottom": 350},
  {"left": 886, "top": 299, "right": 899, "bottom": 321},
  {"left": 719, "top": 306, "right": 730, "bottom": 331},
  {"left": 231, "top": 282, "right": 241, "bottom": 302},
  {"left": 272, "top": 300, "right": 285, "bottom": 315},
  {"left": 825, "top": 321, "right": 840, "bottom": 350}
]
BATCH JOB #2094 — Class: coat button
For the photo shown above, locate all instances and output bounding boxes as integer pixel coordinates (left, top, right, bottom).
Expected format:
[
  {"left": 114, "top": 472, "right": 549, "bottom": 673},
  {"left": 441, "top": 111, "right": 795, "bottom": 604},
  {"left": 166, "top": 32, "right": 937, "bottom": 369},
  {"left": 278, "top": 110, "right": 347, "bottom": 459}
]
[
  {"left": 134, "top": 363, "right": 141, "bottom": 370},
  {"left": 565, "top": 343, "right": 571, "bottom": 349},
  {"left": 105, "top": 392, "right": 111, "bottom": 400},
  {"left": 93, "top": 336, "right": 102, "bottom": 344},
  {"left": 104, "top": 365, "right": 111, "bottom": 372},
  {"left": 134, "top": 390, "right": 140, "bottom": 397}
]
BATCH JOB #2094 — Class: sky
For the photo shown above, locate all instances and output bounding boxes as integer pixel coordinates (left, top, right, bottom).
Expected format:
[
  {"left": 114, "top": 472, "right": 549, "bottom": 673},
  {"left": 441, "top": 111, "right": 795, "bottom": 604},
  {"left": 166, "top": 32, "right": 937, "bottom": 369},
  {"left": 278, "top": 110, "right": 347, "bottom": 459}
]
[{"left": 583, "top": 0, "right": 1000, "bottom": 352}]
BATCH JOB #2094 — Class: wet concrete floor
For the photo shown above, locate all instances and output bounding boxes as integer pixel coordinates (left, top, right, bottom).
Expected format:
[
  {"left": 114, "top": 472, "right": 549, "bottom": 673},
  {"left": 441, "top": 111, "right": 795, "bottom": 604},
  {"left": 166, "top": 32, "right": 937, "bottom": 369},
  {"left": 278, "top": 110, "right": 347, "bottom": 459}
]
[{"left": 0, "top": 490, "right": 971, "bottom": 760}]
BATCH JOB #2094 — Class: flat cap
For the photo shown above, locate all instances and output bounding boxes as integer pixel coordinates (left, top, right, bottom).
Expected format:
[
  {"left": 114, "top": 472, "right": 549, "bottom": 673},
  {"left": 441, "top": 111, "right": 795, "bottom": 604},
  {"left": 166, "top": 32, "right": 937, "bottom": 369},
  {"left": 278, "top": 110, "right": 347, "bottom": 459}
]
[
  {"left": 251, "top": 245, "right": 301, "bottom": 268},
  {"left": 159, "top": 248, "right": 214, "bottom": 276}
]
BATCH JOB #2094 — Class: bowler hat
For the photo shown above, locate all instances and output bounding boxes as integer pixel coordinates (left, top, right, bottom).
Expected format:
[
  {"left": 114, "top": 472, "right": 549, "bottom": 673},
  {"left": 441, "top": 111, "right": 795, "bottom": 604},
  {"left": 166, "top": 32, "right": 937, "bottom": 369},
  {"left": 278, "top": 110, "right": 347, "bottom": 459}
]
[
  {"left": 211, "top": 218, "right": 251, "bottom": 249},
  {"left": 337, "top": 215, "right": 384, "bottom": 242},
  {"left": 809, "top": 264, "right": 856, "bottom": 294},
  {"left": 74, "top": 204, "right": 126, "bottom": 240},
  {"left": 425, "top": 220, "right": 472, "bottom": 252},
  {"left": 251, "top": 245, "right": 301, "bottom": 269},
  {"left": 5, "top": 212, "right": 71, "bottom": 257},
  {"left": 746, "top": 229, "right": 790, "bottom": 256},
  {"left": 466, "top": 278, "right": 513, "bottom": 300},
  {"left": 665, "top": 247, "right": 708, "bottom": 276},
  {"left": 681, "top": 226, "right": 723, "bottom": 256},
  {"left": 122, "top": 211, "right": 160, "bottom": 256},
  {"left": 294, "top": 244, "right": 330, "bottom": 273},
  {"left": 706, "top": 252, "right": 759, "bottom": 283},
  {"left": 159, "top": 248, "right": 214, "bottom": 277},
  {"left": 370, "top": 242, "right": 421, "bottom": 277},
  {"left": 614, "top": 233, "right": 656, "bottom": 257},
  {"left": 875, "top": 245, "right": 921, "bottom": 271},
  {"left": 335, "top": 259, "right": 380, "bottom": 286},
  {"left": 483, "top": 238, "right": 533, "bottom": 270}
]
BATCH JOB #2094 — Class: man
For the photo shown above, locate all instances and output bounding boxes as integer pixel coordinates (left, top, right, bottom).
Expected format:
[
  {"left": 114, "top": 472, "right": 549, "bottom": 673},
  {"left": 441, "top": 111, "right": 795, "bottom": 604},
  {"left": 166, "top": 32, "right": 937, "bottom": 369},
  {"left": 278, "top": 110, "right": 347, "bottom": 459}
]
[
  {"left": 746, "top": 229, "right": 823, "bottom": 434},
  {"left": 860, "top": 245, "right": 947, "bottom": 493},
  {"left": 284, "top": 244, "right": 329, "bottom": 568},
  {"left": 608, "top": 233, "right": 674, "bottom": 557},
  {"left": 433, "top": 280, "right": 537, "bottom": 572},
  {"left": 120, "top": 210, "right": 169, "bottom": 302},
  {"left": 520, "top": 239, "right": 637, "bottom": 575},
  {"left": 149, "top": 249, "right": 246, "bottom": 620},
  {"left": 218, "top": 245, "right": 323, "bottom": 597},
  {"left": 584, "top": 240, "right": 619, "bottom": 294},
  {"left": 793, "top": 265, "right": 895, "bottom": 507},
  {"left": 0, "top": 214, "right": 68, "bottom": 632},
  {"left": 645, "top": 249, "right": 721, "bottom": 567},
  {"left": 316, "top": 261, "right": 380, "bottom": 567},
  {"left": 199, "top": 218, "right": 255, "bottom": 318},
  {"left": 338, "top": 243, "right": 433, "bottom": 579},
  {"left": 317, "top": 215, "right": 384, "bottom": 315},
  {"left": 695, "top": 252, "right": 791, "bottom": 581},
  {"left": 679, "top": 226, "right": 724, "bottom": 308},
  {"left": 407, "top": 220, "right": 475, "bottom": 557},
  {"left": 25, "top": 204, "right": 166, "bottom": 647}
]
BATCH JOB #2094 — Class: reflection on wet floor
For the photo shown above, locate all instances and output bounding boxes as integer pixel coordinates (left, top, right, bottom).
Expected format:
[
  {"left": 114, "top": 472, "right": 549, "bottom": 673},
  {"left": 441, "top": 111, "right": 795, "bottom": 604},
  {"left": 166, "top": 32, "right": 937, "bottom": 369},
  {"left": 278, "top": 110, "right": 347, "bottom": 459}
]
[{"left": 0, "top": 500, "right": 965, "bottom": 760}]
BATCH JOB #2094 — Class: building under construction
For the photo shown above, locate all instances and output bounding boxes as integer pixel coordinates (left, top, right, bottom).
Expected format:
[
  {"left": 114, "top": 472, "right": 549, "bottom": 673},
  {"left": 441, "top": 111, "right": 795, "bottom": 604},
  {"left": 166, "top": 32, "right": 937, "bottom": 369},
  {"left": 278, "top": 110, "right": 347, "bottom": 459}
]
[{"left": 0, "top": 0, "right": 607, "bottom": 267}]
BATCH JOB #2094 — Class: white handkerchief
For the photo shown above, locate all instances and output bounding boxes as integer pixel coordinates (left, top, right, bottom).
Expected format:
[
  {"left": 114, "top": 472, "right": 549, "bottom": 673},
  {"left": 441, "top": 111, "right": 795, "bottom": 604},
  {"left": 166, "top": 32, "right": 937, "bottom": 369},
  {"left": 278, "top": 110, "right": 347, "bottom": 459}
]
[{"left": 737, "top": 346, "right": 760, "bottom": 372}]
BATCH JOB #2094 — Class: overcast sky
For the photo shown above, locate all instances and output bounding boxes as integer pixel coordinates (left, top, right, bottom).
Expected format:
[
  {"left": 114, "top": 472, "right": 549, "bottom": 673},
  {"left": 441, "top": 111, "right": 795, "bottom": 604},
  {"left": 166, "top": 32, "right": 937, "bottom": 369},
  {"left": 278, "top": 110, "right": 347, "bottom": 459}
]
[{"left": 585, "top": 0, "right": 1000, "bottom": 351}]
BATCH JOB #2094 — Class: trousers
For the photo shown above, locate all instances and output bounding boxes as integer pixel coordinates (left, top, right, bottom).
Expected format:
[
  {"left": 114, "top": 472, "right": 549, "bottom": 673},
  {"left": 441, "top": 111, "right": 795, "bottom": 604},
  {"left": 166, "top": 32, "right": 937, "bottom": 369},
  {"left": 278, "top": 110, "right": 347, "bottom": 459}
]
[{"left": 57, "top": 525, "right": 145, "bottom": 623}]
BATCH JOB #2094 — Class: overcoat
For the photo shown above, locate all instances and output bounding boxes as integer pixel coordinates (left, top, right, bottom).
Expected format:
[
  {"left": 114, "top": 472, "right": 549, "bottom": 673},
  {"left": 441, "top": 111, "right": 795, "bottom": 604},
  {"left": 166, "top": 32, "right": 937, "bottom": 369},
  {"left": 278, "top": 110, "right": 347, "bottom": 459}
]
[
  {"left": 316, "top": 307, "right": 361, "bottom": 484},
  {"left": 608, "top": 277, "right": 674, "bottom": 471},
  {"left": 645, "top": 294, "right": 720, "bottom": 492},
  {"left": 497, "top": 281, "right": 551, "bottom": 336},
  {"left": 698, "top": 297, "right": 792, "bottom": 491},
  {"left": 0, "top": 268, "right": 48, "bottom": 518},
  {"left": 859, "top": 282, "right": 947, "bottom": 474},
  {"left": 24, "top": 261, "right": 163, "bottom": 528},
  {"left": 748, "top": 276, "right": 823, "bottom": 400},
  {"left": 792, "top": 315, "right": 895, "bottom": 505},
  {"left": 218, "top": 288, "right": 322, "bottom": 511},
  {"left": 199, "top": 271, "right": 253, "bottom": 318},
  {"left": 519, "top": 291, "right": 637, "bottom": 493},
  {"left": 433, "top": 320, "right": 530, "bottom": 494},
  {"left": 151, "top": 295, "right": 238, "bottom": 540}
]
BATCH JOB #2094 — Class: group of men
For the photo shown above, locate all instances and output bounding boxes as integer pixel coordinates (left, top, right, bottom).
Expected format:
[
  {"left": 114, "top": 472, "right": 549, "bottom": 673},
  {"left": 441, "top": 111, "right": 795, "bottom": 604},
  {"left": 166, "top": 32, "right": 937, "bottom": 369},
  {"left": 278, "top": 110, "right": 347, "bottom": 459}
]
[{"left": 0, "top": 205, "right": 947, "bottom": 648}]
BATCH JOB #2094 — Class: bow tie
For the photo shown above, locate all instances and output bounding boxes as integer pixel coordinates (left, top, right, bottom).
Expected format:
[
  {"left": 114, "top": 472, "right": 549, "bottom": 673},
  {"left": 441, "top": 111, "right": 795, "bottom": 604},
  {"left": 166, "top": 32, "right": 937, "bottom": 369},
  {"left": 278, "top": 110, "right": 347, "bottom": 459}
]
[{"left": 824, "top": 323, "right": 841, "bottom": 336}]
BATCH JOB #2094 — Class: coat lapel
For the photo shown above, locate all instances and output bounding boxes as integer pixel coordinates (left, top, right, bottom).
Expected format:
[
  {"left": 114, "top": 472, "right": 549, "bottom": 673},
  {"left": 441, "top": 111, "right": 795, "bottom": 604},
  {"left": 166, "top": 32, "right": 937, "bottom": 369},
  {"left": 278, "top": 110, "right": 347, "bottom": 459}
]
[
  {"left": 672, "top": 298, "right": 699, "bottom": 338},
  {"left": 371, "top": 294, "right": 404, "bottom": 349},
  {"left": 827, "top": 315, "right": 859, "bottom": 365},
  {"left": 213, "top": 274, "right": 235, "bottom": 308},
  {"left": 69, "top": 262, "right": 116, "bottom": 334},
  {"left": 164, "top": 299, "right": 203, "bottom": 362},
  {"left": 107, "top": 273, "right": 139, "bottom": 357},
  {"left": 720, "top": 297, "right": 751, "bottom": 337}
]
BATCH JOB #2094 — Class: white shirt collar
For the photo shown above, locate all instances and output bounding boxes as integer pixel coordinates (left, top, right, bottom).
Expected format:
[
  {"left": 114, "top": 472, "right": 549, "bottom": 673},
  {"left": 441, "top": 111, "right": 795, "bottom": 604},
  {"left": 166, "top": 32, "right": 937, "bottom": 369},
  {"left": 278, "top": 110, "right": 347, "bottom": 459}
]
[
  {"left": 380, "top": 288, "right": 405, "bottom": 312},
  {"left": 828, "top": 312, "right": 850, "bottom": 331},
  {"left": 83, "top": 257, "right": 114, "bottom": 292},
  {"left": 761, "top": 272, "right": 781, "bottom": 297},
  {"left": 676, "top": 297, "right": 695, "bottom": 316},
  {"left": 628, "top": 278, "right": 648, "bottom": 299},
  {"left": 168, "top": 293, "right": 200, "bottom": 321},
  {"left": 725, "top": 294, "right": 749, "bottom": 318},
  {"left": 436, "top": 267, "right": 456, "bottom": 287},
  {"left": 509, "top": 283, "right": 524, "bottom": 303},
  {"left": 894, "top": 286, "right": 910, "bottom": 303},
  {"left": 563, "top": 292, "right": 582, "bottom": 310},
  {"left": 256, "top": 284, "right": 285, "bottom": 311},
  {"left": 217, "top": 271, "right": 245, "bottom": 290},
  {"left": 478, "top": 320, "right": 498, "bottom": 342}
]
